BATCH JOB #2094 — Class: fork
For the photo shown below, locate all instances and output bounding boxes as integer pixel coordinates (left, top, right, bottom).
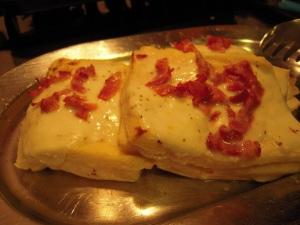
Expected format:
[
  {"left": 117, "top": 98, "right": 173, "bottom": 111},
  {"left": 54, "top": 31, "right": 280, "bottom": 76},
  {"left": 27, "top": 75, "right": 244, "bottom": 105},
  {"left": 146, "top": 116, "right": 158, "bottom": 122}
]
[{"left": 259, "top": 19, "right": 300, "bottom": 71}]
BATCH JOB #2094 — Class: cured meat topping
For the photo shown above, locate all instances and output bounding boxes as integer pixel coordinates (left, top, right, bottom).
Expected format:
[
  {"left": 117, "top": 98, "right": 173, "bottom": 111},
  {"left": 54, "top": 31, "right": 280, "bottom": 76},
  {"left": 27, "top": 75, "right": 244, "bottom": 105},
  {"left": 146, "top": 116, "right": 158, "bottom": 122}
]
[
  {"left": 206, "top": 35, "right": 232, "bottom": 52},
  {"left": 145, "top": 39, "right": 264, "bottom": 159},
  {"left": 64, "top": 94, "right": 97, "bottom": 120},
  {"left": 98, "top": 72, "right": 122, "bottom": 101},
  {"left": 173, "top": 39, "right": 196, "bottom": 53},
  {"left": 40, "top": 92, "right": 60, "bottom": 113},
  {"left": 71, "top": 65, "right": 96, "bottom": 93},
  {"left": 29, "top": 71, "right": 71, "bottom": 98}
]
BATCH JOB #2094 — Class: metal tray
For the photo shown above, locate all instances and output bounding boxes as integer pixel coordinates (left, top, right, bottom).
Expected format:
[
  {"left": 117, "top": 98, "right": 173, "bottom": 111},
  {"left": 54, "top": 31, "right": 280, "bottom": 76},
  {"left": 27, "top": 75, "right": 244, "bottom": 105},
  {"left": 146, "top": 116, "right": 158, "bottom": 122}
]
[{"left": 1, "top": 25, "right": 300, "bottom": 225}]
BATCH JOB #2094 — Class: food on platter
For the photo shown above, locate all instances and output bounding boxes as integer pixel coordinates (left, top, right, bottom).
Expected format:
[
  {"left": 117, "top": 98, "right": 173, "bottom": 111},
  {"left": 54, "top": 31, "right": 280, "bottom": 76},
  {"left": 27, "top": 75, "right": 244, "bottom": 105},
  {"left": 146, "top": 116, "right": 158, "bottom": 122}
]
[
  {"left": 16, "top": 36, "right": 300, "bottom": 182},
  {"left": 15, "top": 58, "right": 153, "bottom": 182},
  {"left": 120, "top": 37, "right": 300, "bottom": 182}
]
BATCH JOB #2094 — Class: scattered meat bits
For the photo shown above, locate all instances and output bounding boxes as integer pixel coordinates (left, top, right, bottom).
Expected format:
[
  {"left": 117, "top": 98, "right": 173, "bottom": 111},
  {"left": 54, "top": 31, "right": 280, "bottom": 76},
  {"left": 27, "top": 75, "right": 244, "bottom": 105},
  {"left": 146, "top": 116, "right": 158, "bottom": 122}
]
[
  {"left": 146, "top": 58, "right": 176, "bottom": 96},
  {"left": 64, "top": 93, "right": 97, "bottom": 120},
  {"left": 40, "top": 92, "right": 60, "bottom": 113},
  {"left": 145, "top": 40, "right": 264, "bottom": 159},
  {"left": 205, "top": 60, "right": 264, "bottom": 159},
  {"left": 150, "top": 84, "right": 176, "bottom": 97},
  {"left": 58, "top": 71, "right": 72, "bottom": 80},
  {"left": 98, "top": 72, "right": 122, "bottom": 100},
  {"left": 207, "top": 133, "right": 261, "bottom": 159},
  {"left": 194, "top": 48, "right": 214, "bottom": 80},
  {"left": 206, "top": 35, "right": 232, "bottom": 52},
  {"left": 71, "top": 65, "right": 96, "bottom": 93},
  {"left": 227, "top": 106, "right": 237, "bottom": 118},
  {"left": 227, "top": 80, "right": 245, "bottom": 92},
  {"left": 29, "top": 71, "right": 72, "bottom": 98},
  {"left": 64, "top": 94, "right": 85, "bottom": 108},
  {"left": 146, "top": 58, "right": 173, "bottom": 87},
  {"left": 33, "top": 89, "right": 72, "bottom": 111},
  {"left": 210, "top": 111, "right": 221, "bottom": 121},
  {"left": 173, "top": 39, "right": 195, "bottom": 53},
  {"left": 29, "top": 79, "right": 51, "bottom": 98}
]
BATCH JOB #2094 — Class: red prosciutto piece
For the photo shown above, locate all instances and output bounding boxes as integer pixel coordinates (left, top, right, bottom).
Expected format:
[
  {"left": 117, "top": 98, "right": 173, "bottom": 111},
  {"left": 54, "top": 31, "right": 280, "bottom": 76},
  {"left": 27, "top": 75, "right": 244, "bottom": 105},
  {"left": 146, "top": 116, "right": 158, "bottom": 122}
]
[
  {"left": 64, "top": 94, "right": 84, "bottom": 108},
  {"left": 229, "top": 90, "right": 249, "bottom": 103},
  {"left": 85, "top": 64, "right": 96, "bottom": 76},
  {"left": 151, "top": 84, "right": 176, "bottom": 96},
  {"left": 64, "top": 93, "right": 97, "bottom": 120},
  {"left": 29, "top": 71, "right": 72, "bottom": 98},
  {"left": 146, "top": 58, "right": 173, "bottom": 87},
  {"left": 32, "top": 88, "right": 71, "bottom": 107},
  {"left": 190, "top": 82, "right": 212, "bottom": 106},
  {"left": 58, "top": 71, "right": 72, "bottom": 80},
  {"left": 219, "top": 125, "right": 243, "bottom": 142},
  {"left": 241, "top": 140, "right": 261, "bottom": 159},
  {"left": 207, "top": 132, "right": 241, "bottom": 156},
  {"left": 29, "top": 76, "right": 56, "bottom": 98},
  {"left": 71, "top": 65, "right": 96, "bottom": 93},
  {"left": 173, "top": 39, "right": 195, "bottom": 53},
  {"left": 210, "top": 86, "right": 227, "bottom": 103},
  {"left": 98, "top": 72, "right": 122, "bottom": 100},
  {"left": 227, "top": 81, "right": 245, "bottom": 92},
  {"left": 40, "top": 92, "right": 60, "bottom": 113},
  {"left": 207, "top": 132, "right": 261, "bottom": 159},
  {"left": 173, "top": 79, "right": 225, "bottom": 106},
  {"left": 206, "top": 35, "right": 232, "bottom": 52},
  {"left": 209, "top": 111, "right": 221, "bottom": 121},
  {"left": 195, "top": 49, "right": 214, "bottom": 80},
  {"left": 226, "top": 106, "right": 236, "bottom": 118},
  {"left": 74, "top": 102, "right": 98, "bottom": 120}
]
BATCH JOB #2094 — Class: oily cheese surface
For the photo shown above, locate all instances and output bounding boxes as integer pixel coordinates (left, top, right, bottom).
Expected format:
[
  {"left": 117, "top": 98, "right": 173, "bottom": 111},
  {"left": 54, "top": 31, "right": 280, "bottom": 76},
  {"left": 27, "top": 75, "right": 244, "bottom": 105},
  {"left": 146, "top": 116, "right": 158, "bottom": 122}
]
[
  {"left": 16, "top": 58, "right": 152, "bottom": 182},
  {"left": 120, "top": 45, "right": 300, "bottom": 180}
]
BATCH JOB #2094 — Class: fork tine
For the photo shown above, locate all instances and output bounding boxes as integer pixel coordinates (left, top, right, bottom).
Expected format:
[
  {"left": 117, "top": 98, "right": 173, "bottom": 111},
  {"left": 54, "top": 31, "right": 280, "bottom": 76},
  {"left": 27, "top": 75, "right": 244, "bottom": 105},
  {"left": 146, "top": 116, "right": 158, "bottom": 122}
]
[
  {"left": 263, "top": 42, "right": 280, "bottom": 58},
  {"left": 271, "top": 43, "right": 285, "bottom": 58},
  {"left": 274, "top": 42, "right": 296, "bottom": 60}
]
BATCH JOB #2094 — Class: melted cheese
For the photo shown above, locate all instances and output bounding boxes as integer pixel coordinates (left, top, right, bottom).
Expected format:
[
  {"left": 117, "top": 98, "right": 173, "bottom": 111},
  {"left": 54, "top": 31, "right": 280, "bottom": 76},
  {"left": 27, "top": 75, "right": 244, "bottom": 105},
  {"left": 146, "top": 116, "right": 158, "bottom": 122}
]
[
  {"left": 16, "top": 45, "right": 299, "bottom": 182},
  {"left": 120, "top": 45, "right": 300, "bottom": 181},
  {"left": 16, "top": 59, "right": 152, "bottom": 182}
]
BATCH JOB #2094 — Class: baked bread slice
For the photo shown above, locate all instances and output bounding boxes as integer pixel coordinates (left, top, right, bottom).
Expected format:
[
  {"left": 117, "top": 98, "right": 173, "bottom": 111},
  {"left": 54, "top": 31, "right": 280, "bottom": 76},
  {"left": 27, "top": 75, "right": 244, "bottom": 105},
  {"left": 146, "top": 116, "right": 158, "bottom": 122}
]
[
  {"left": 120, "top": 43, "right": 300, "bottom": 182},
  {"left": 16, "top": 58, "right": 152, "bottom": 182}
]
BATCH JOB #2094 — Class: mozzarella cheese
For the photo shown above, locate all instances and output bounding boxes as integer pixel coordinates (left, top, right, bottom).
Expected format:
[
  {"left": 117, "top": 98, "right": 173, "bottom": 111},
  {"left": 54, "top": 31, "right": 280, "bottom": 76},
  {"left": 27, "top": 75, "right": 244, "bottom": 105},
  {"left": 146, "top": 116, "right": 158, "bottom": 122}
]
[
  {"left": 15, "top": 59, "right": 153, "bottom": 182},
  {"left": 120, "top": 45, "right": 300, "bottom": 181},
  {"left": 16, "top": 43, "right": 299, "bottom": 182}
]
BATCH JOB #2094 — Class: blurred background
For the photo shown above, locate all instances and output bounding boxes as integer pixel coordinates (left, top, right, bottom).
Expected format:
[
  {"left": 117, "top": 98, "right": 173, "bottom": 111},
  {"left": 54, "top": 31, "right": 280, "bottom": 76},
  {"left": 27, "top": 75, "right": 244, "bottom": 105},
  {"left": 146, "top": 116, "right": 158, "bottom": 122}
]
[{"left": 0, "top": 0, "right": 299, "bottom": 75}]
